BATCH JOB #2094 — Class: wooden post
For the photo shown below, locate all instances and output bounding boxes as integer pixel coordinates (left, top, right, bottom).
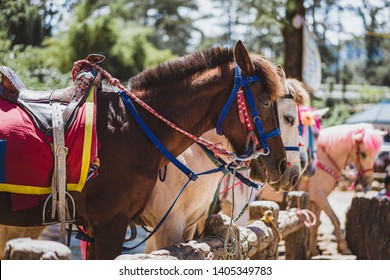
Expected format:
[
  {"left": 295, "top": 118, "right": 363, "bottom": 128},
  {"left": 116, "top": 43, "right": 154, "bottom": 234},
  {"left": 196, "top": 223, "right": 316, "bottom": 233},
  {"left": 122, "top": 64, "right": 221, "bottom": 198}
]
[
  {"left": 346, "top": 194, "right": 390, "bottom": 259},
  {"left": 248, "top": 201, "right": 280, "bottom": 260},
  {"left": 284, "top": 191, "right": 310, "bottom": 259}
]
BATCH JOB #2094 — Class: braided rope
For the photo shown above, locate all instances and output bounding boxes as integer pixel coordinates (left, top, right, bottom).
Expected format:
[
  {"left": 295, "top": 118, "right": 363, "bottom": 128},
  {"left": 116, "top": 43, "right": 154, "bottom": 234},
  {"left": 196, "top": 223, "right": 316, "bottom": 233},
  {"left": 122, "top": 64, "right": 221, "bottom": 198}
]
[
  {"left": 72, "top": 59, "right": 237, "bottom": 159},
  {"left": 316, "top": 161, "right": 342, "bottom": 181}
]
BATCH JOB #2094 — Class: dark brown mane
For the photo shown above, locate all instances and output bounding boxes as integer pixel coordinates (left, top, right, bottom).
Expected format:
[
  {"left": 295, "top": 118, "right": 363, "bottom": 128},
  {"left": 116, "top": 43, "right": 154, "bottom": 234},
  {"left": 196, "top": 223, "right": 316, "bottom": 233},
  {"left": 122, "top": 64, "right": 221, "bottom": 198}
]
[
  {"left": 129, "top": 47, "right": 234, "bottom": 90},
  {"left": 251, "top": 54, "right": 284, "bottom": 102}
]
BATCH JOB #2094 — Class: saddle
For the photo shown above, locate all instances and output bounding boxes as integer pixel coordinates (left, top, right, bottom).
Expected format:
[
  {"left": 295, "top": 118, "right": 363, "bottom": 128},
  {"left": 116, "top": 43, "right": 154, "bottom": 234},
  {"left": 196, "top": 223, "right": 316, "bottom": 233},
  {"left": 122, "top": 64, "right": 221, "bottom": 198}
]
[
  {"left": 0, "top": 54, "right": 105, "bottom": 133},
  {"left": 0, "top": 54, "right": 104, "bottom": 243}
]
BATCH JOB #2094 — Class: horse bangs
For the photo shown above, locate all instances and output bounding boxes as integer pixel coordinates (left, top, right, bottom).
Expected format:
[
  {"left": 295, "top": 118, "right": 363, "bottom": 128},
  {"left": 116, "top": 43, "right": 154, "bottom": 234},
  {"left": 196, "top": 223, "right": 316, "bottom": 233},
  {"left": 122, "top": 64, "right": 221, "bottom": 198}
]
[
  {"left": 251, "top": 54, "right": 283, "bottom": 102},
  {"left": 286, "top": 79, "right": 309, "bottom": 106},
  {"left": 362, "top": 129, "right": 384, "bottom": 152}
]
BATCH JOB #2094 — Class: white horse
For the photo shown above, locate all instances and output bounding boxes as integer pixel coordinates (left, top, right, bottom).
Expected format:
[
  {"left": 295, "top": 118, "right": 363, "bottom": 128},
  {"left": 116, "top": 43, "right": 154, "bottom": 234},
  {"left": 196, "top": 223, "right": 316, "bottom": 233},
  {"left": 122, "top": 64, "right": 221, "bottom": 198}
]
[
  {"left": 259, "top": 105, "right": 329, "bottom": 205},
  {"left": 138, "top": 74, "right": 309, "bottom": 252},
  {"left": 218, "top": 89, "right": 332, "bottom": 227}
]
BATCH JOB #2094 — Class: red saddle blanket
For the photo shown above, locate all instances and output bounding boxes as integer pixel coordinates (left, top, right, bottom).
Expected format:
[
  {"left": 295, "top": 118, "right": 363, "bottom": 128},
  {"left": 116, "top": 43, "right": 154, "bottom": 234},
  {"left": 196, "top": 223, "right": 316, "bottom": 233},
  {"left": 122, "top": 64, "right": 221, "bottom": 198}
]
[{"left": 0, "top": 86, "right": 98, "bottom": 211}]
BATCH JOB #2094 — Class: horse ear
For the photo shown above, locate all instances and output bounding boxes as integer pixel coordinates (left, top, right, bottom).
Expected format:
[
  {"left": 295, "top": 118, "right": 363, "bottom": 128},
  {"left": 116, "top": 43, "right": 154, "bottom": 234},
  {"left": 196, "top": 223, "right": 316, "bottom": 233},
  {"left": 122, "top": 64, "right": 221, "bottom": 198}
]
[
  {"left": 234, "top": 40, "right": 255, "bottom": 76},
  {"left": 276, "top": 65, "right": 286, "bottom": 82},
  {"left": 352, "top": 132, "right": 364, "bottom": 143},
  {"left": 312, "top": 107, "right": 329, "bottom": 118}
]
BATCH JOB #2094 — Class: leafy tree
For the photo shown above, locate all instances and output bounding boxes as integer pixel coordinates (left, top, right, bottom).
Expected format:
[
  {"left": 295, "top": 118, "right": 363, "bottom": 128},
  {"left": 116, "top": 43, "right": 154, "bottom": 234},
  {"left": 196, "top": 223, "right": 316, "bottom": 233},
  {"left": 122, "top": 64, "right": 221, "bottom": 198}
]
[{"left": 126, "top": 0, "right": 199, "bottom": 56}]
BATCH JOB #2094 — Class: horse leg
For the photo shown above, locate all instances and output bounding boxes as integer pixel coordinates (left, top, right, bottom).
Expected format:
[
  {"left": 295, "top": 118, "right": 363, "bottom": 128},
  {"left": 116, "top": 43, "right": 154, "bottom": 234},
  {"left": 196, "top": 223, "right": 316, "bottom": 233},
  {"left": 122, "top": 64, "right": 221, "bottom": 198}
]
[
  {"left": 183, "top": 224, "right": 197, "bottom": 243},
  {"left": 314, "top": 194, "right": 352, "bottom": 255},
  {"left": 308, "top": 202, "right": 321, "bottom": 257},
  {"left": 144, "top": 218, "right": 184, "bottom": 253},
  {"left": 92, "top": 218, "right": 129, "bottom": 260},
  {"left": 194, "top": 214, "right": 208, "bottom": 239},
  {"left": 219, "top": 200, "right": 233, "bottom": 218}
]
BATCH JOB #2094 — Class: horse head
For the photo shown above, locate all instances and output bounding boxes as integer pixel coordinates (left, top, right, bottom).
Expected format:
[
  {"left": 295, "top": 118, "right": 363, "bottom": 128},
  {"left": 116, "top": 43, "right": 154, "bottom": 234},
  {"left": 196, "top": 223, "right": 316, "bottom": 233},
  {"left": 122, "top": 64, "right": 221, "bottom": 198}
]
[
  {"left": 350, "top": 126, "right": 386, "bottom": 188},
  {"left": 219, "top": 41, "right": 287, "bottom": 185},
  {"left": 250, "top": 70, "right": 310, "bottom": 191},
  {"left": 274, "top": 76, "right": 309, "bottom": 191}
]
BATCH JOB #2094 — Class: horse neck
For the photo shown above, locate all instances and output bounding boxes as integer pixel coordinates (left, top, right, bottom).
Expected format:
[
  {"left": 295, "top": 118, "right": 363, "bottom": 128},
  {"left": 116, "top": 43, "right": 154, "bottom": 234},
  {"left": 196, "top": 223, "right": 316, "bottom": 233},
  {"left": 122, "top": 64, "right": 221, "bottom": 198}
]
[
  {"left": 101, "top": 66, "right": 235, "bottom": 163},
  {"left": 317, "top": 142, "right": 352, "bottom": 173}
]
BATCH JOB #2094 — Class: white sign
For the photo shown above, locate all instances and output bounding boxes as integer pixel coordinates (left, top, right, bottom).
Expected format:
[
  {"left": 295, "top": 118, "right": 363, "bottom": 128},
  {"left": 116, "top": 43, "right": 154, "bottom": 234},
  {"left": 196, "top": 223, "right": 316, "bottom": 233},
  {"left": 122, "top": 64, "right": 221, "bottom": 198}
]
[{"left": 302, "top": 26, "right": 322, "bottom": 92}]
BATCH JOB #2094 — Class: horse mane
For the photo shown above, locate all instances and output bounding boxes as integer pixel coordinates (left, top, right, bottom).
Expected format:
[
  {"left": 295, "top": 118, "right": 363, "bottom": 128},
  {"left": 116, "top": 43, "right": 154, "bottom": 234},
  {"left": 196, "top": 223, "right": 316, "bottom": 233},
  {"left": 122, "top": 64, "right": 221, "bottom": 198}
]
[
  {"left": 285, "top": 78, "right": 309, "bottom": 105},
  {"left": 129, "top": 47, "right": 282, "bottom": 101},
  {"left": 130, "top": 47, "right": 233, "bottom": 90},
  {"left": 317, "top": 123, "right": 383, "bottom": 153}
]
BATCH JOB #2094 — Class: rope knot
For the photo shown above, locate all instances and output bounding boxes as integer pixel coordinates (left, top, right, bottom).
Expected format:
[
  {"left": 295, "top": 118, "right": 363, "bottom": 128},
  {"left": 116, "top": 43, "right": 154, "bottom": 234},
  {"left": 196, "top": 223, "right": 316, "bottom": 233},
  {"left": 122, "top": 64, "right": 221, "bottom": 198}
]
[{"left": 260, "top": 210, "right": 274, "bottom": 223}]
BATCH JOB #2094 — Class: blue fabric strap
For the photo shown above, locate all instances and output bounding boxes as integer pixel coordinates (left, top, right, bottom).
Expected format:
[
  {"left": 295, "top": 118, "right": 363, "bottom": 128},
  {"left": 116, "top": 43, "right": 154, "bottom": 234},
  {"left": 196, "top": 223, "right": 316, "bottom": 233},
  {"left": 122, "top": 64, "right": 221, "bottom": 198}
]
[
  {"left": 308, "top": 126, "right": 316, "bottom": 157},
  {"left": 216, "top": 83, "right": 240, "bottom": 135},
  {"left": 216, "top": 65, "right": 280, "bottom": 151},
  {"left": 119, "top": 91, "right": 198, "bottom": 181},
  {"left": 198, "top": 143, "right": 260, "bottom": 189},
  {"left": 284, "top": 146, "right": 300, "bottom": 151}
]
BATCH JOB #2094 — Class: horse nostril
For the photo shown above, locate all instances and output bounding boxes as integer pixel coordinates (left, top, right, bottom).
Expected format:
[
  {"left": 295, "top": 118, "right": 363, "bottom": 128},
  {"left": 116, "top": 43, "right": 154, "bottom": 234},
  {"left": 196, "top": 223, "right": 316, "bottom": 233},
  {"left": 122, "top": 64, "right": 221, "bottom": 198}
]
[{"left": 279, "top": 159, "right": 287, "bottom": 175}]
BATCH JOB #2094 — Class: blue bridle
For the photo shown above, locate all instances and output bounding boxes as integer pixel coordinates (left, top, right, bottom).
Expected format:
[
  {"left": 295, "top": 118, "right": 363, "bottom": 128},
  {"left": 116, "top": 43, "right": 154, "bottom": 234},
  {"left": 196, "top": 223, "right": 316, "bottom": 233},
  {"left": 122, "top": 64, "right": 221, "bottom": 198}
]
[{"left": 216, "top": 65, "right": 281, "bottom": 159}]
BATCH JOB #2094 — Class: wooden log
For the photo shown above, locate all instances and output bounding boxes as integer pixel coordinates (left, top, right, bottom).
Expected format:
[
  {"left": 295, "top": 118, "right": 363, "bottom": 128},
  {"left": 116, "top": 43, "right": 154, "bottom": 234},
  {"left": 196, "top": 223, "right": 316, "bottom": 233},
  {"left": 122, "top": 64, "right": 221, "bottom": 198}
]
[
  {"left": 3, "top": 238, "right": 71, "bottom": 260},
  {"left": 248, "top": 201, "right": 279, "bottom": 260},
  {"left": 116, "top": 201, "right": 310, "bottom": 260},
  {"left": 283, "top": 191, "right": 310, "bottom": 259},
  {"left": 117, "top": 214, "right": 236, "bottom": 260},
  {"left": 346, "top": 193, "right": 390, "bottom": 259}
]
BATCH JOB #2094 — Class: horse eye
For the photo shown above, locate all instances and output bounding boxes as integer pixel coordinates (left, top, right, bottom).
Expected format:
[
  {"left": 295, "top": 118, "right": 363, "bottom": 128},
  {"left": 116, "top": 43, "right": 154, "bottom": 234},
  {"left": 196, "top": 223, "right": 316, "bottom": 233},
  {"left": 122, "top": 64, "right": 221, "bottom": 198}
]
[
  {"left": 360, "top": 151, "right": 366, "bottom": 159},
  {"left": 284, "top": 116, "right": 295, "bottom": 126},
  {"left": 262, "top": 100, "right": 271, "bottom": 108}
]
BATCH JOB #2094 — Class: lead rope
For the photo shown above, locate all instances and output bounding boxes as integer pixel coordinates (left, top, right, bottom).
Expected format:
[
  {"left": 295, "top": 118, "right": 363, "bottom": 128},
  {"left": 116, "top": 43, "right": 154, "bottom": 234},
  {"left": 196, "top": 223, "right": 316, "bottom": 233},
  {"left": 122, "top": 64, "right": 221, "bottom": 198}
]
[
  {"left": 224, "top": 170, "right": 240, "bottom": 259},
  {"left": 296, "top": 195, "right": 317, "bottom": 227}
]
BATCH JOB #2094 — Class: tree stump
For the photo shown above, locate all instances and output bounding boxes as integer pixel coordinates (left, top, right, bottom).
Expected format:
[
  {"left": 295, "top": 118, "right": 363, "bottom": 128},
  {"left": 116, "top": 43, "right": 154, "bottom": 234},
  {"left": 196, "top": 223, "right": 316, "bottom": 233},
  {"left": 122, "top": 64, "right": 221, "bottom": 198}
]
[{"left": 346, "top": 194, "right": 390, "bottom": 259}]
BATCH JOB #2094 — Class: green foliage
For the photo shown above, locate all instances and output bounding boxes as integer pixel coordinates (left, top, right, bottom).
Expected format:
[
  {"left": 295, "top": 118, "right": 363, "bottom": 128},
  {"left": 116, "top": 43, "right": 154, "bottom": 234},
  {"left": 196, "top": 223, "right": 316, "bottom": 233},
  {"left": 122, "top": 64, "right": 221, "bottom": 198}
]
[
  {"left": 312, "top": 98, "right": 353, "bottom": 128},
  {"left": 126, "top": 0, "right": 199, "bottom": 56},
  {"left": 0, "top": 31, "right": 70, "bottom": 90}
]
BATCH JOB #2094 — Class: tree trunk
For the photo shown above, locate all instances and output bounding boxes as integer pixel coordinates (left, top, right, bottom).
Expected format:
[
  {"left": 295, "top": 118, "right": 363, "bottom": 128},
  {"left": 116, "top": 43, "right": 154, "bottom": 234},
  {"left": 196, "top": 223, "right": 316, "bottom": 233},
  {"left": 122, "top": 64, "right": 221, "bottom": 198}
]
[{"left": 283, "top": 0, "right": 305, "bottom": 80}]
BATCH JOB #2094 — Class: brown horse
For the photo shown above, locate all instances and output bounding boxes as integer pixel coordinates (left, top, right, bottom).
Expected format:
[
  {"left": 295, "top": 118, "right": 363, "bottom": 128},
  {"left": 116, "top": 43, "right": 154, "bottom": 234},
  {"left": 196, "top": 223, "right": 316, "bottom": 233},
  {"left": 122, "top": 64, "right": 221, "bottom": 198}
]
[{"left": 0, "top": 41, "right": 286, "bottom": 259}]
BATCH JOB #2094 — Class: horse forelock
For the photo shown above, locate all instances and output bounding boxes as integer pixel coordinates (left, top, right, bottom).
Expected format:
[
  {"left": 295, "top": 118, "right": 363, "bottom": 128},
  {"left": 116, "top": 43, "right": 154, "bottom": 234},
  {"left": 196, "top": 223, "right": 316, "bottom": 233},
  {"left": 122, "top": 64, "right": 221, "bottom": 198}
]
[
  {"left": 251, "top": 55, "right": 283, "bottom": 102},
  {"left": 361, "top": 128, "right": 384, "bottom": 152},
  {"left": 285, "top": 78, "right": 309, "bottom": 106},
  {"left": 129, "top": 47, "right": 234, "bottom": 90}
]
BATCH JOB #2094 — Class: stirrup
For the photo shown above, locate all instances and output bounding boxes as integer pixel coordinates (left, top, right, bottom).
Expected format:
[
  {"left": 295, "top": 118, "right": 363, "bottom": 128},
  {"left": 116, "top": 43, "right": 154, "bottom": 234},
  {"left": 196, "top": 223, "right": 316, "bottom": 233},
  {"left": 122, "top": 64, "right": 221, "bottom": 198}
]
[{"left": 42, "top": 192, "right": 76, "bottom": 225}]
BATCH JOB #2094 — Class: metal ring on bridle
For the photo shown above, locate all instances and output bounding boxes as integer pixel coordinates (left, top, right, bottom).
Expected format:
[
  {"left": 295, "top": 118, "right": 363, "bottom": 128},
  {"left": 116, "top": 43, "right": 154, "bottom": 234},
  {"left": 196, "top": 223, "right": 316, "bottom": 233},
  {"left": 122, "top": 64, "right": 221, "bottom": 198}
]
[
  {"left": 253, "top": 116, "right": 261, "bottom": 122},
  {"left": 261, "top": 147, "right": 270, "bottom": 156}
]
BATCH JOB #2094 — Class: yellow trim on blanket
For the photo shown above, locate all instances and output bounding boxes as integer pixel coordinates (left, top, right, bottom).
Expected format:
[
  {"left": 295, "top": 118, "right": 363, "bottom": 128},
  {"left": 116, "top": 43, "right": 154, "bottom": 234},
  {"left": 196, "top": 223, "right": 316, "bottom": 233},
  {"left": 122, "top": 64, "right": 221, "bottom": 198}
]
[
  {"left": 67, "top": 87, "right": 95, "bottom": 192},
  {"left": 0, "top": 86, "right": 96, "bottom": 194},
  {"left": 0, "top": 184, "right": 52, "bottom": 194}
]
